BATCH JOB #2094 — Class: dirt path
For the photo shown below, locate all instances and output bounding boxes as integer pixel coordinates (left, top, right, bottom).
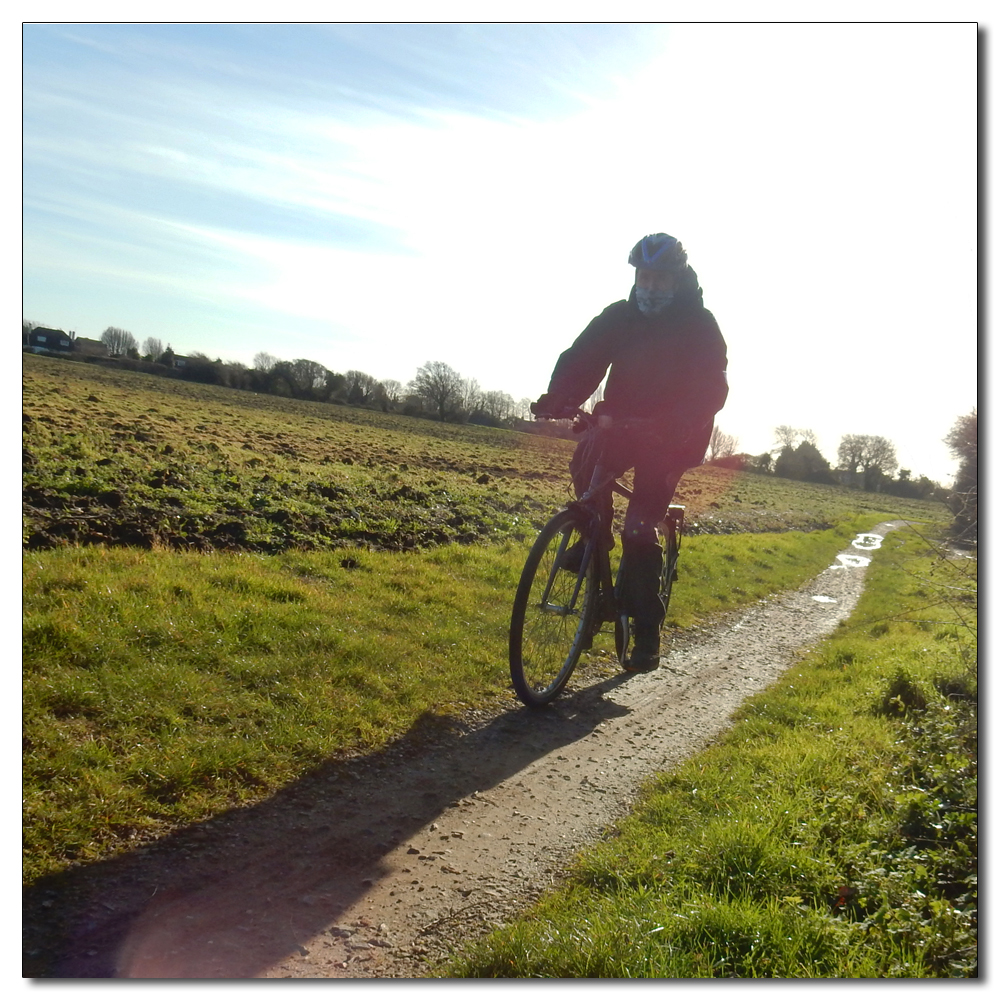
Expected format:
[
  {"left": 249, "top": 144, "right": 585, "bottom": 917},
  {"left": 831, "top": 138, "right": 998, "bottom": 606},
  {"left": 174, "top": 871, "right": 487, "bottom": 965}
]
[{"left": 24, "top": 523, "right": 905, "bottom": 979}]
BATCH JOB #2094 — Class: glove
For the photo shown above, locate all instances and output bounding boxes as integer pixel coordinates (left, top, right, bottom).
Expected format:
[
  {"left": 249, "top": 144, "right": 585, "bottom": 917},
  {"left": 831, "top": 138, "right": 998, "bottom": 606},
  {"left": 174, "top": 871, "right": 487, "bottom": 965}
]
[{"left": 530, "top": 394, "right": 562, "bottom": 417}]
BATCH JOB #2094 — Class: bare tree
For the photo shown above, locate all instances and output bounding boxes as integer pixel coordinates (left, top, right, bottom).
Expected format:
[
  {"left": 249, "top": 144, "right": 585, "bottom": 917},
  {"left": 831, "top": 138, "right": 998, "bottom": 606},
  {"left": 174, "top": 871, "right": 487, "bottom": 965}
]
[
  {"left": 345, "top": 370, "right": 381, "bottom": 404},
  {"left": 708, "top": 425, "right": 739, "bottom": 462},
  {"left": 142, "top": 337, "right": 164, "bottom": 362},
  {"left": 409, "top": 361, "right": 464, "bottom": 421},
  {"left": 774, "top": 425, "right": 798, "bottom": 450},
  {"left": 863, "top": 436, "right": 898, "bottom": 484},
  {"left": 480, "top": 389, "right": 516, "bottom": 423},
  {"left": 837, "top": 434, "right": 898, "bottom": 491},
  {"left": 100, "top": 326, "right": 138, "bottom": 357},
  {"left": 460, "top": 377, "right": 483, "bottom": 414},
  {"left": 773, "top": 426, "right": 818, "bottom": 452},
  {"left": 381, "top": 379, "right": 403, "bottom": 405},
  {"left": 836, "top": 434, "right": 866, "bottom": 478},
  {"left": 253, "top": 351, "right": 279, "bottom": 373}
]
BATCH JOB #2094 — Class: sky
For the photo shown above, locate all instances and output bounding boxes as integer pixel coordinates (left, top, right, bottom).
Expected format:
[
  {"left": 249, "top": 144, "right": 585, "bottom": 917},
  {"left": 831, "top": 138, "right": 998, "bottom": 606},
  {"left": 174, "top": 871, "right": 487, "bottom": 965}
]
[{"left": 21, "top": 17, "right": 979, "bottom": 485}]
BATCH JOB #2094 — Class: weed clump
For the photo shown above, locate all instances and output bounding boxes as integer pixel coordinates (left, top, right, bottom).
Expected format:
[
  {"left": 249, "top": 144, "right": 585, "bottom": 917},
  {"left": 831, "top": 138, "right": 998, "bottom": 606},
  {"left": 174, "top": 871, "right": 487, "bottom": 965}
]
[{"left": 875, "top": 668, "right": 929, "bottom": 717}]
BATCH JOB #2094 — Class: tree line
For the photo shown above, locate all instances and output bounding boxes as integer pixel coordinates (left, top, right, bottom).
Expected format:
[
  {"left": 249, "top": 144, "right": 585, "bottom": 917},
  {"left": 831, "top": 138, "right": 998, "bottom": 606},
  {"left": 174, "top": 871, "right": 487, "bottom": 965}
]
[
  {"left": 24, "top": 320, "right": 977, "bottom": 542},
  {"left": 731, "top": 423, "right": 941, "bottom": 498},
  {"left": 718, "top": 416, "right": 977, "bottom": 545},
  {"left": 23, "top": 321, "right": 535, "bottom": 429}
]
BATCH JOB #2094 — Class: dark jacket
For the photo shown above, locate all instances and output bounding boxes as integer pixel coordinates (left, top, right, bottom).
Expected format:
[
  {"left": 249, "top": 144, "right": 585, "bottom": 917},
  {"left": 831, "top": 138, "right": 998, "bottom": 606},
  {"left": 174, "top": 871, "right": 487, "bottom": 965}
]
[{"left": 539, "top": 270, "right": 728, "bottom": 465}]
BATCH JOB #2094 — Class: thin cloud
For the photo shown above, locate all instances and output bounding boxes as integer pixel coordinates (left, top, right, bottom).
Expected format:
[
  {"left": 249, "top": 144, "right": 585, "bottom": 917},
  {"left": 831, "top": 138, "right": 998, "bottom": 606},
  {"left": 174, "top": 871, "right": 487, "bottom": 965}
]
[{"left": 22, "top": 22, "right": 976, "bottom": 483}]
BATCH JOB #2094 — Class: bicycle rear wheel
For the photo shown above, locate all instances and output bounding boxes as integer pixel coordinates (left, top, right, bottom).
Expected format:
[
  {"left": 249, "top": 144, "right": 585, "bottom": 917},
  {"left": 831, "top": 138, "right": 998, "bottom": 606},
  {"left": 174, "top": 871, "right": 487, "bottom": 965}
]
[
  {"left": 660, "top": 505, "right": 683, "bottom": 614},
  {"left": 614, "top": 512, "right": 681, "bottom": 664},
  {"left": 510, "top": 509, "right": 597, "bottom": 707},
  {"left": 660, "top": 518, "right": 679, "bottom": 613}
]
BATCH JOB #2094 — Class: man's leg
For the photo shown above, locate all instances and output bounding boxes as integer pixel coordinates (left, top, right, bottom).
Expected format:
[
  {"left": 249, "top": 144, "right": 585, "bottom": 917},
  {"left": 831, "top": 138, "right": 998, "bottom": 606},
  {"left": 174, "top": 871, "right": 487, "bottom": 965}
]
[
  {"left": 568, "top": 428, "right": 617, "bottom": 548},
  {"left": 621, "top": 465, "right": 684, "bottom": 670}
]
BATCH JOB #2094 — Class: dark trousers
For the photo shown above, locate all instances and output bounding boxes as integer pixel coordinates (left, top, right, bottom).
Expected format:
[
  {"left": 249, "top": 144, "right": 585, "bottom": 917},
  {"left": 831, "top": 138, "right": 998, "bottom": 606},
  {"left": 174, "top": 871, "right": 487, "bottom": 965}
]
[{"left": 569, "top": 428, "right": 683, "bottom": 624}]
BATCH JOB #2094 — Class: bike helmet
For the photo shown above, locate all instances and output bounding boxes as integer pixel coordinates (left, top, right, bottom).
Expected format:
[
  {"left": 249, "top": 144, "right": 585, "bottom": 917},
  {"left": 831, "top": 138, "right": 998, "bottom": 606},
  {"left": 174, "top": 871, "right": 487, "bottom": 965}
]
[{"left": 628, "top": 233, "right": 688, "bottom": 271}]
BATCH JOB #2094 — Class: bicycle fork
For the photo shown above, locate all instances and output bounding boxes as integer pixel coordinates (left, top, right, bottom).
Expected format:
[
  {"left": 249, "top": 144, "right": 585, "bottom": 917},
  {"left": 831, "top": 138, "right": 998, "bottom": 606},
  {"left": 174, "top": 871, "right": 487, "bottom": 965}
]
[{"left": 536, "top": 529, "right": 591, "bottom": 617}]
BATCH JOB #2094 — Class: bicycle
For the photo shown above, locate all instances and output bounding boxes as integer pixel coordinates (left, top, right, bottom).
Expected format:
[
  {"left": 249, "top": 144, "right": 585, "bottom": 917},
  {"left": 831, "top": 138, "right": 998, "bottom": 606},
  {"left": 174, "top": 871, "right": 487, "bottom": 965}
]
[{"left": 509, "top": 410, "right": 685, "bottom": 707}]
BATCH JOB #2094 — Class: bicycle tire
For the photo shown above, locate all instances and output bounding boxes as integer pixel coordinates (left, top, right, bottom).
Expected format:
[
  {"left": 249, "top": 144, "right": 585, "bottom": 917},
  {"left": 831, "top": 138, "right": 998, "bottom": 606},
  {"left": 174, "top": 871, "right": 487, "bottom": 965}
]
[
  {"left": 614, "top": 611, "right": 631, "bottom": 666},
  {"left": 510, "top": 509, "right": 597, "bottom": 707},
  {"left": 660, "top": 518, "right": 679, "bottom": 614}
]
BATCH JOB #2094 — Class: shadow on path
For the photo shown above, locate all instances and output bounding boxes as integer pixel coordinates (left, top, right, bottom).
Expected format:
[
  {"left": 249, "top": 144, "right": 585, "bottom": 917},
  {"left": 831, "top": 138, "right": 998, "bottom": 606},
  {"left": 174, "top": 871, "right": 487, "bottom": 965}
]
[{"left": 24, "top": 674, "right": 632, "bottom": 978}]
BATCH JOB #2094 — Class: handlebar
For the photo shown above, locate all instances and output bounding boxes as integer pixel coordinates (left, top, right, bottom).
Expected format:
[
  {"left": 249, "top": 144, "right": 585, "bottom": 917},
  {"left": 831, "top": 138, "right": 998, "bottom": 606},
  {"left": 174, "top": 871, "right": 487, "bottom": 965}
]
[{"left": 533, "top": 409, "right": 666, "bottom": 433}]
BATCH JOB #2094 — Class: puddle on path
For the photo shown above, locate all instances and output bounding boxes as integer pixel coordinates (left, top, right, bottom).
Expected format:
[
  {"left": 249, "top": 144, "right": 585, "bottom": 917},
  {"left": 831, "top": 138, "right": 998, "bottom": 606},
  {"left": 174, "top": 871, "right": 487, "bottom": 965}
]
[
  {"left": 833, "top": 553, "right": 871, "bottom": 569},
  {"left": 828, "top": 532, "right": 882, "bottom": 570},
  {"left": 852, "top": 533, "right": 884, "bottom": 551},
  {"left": 811, "top": 595, "right": 837, "bottom": 603}
]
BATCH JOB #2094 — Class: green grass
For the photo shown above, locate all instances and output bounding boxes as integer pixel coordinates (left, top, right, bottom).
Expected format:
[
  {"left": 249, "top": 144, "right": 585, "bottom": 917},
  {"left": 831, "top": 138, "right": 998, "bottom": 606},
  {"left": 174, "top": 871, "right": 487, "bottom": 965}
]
[
  {"left": 23, "top": 353, "right": 962, "bottom": 934},
  {"left": 451, "top": 527, "right": 977, "bottom": 978},
  {"left": 22, "top": 542, "right": 522, "bottom": 881},
  {"left": 23, "top": 517, "right": 898, "bottom": 883}
]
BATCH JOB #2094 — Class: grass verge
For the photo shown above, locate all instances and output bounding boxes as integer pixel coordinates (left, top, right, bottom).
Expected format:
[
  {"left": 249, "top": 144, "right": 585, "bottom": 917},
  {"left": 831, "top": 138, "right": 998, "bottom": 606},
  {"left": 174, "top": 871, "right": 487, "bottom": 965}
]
[
  {"left": 451, "top": 524, "right": 977, "bottom": 978},
  {"left": 24, "top": 515, "right": 893, "bottom": 884}
]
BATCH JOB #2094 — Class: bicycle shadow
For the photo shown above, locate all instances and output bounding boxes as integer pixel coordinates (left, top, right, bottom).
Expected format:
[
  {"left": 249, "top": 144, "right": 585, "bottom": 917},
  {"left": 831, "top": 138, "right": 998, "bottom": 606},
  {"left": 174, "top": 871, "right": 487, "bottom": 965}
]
[{"left": 24, "top": 674, "right": 633, "bottom": 979}]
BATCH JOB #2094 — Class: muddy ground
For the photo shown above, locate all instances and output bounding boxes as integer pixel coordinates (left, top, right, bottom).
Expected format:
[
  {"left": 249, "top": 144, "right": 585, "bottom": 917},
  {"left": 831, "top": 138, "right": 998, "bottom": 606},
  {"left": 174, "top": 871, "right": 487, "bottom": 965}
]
[{"left": 22, "top": 524, "right": 904, "bottom": 979}]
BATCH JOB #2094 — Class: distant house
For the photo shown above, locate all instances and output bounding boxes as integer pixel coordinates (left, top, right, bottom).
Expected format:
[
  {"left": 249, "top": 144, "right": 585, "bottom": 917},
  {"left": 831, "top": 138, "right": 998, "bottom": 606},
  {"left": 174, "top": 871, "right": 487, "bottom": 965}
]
[{"left": 24, "top": 327, "right": 74, "bottom": 353}]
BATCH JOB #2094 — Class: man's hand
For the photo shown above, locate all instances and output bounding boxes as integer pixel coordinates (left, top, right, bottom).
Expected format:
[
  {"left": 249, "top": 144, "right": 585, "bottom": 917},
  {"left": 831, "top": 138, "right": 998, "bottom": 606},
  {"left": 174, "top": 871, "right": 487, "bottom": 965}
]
[{"left": 530, "top": 394, "right": 572, "bottom": 418}]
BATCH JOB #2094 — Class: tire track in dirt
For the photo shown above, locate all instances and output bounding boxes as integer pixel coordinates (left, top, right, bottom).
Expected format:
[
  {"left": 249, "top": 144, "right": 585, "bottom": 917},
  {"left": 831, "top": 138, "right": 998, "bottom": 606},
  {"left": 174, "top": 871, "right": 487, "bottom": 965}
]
[{"left": 26, "top": 523, "right": 906, "bottom": 979}]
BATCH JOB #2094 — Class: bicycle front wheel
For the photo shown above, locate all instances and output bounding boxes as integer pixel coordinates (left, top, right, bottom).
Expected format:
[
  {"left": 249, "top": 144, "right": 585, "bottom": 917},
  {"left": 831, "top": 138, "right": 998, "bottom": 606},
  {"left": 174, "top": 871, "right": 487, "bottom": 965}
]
[{"left": 510, "top": 509, "right": 597, "bottom": 707}]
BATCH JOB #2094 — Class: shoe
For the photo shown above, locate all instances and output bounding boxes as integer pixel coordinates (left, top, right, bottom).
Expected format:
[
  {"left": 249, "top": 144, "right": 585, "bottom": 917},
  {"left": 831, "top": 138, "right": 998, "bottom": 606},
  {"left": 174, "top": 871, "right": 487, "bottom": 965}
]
[
  {"left": 624, "top": 649, "right": 660, "bottom": 672},
  {"left": 624, "top": 620, "right": 660, "bottom": 672},
  {"left": 560, "top": 534, "right": 613, "bottom": 573}
]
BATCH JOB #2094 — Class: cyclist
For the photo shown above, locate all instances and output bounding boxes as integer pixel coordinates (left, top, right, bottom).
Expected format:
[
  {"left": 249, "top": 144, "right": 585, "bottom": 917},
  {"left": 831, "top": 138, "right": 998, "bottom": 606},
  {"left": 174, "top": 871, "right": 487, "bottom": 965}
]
[{"left": 530, "top": 233, "right": 728, "bottom": 671}]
